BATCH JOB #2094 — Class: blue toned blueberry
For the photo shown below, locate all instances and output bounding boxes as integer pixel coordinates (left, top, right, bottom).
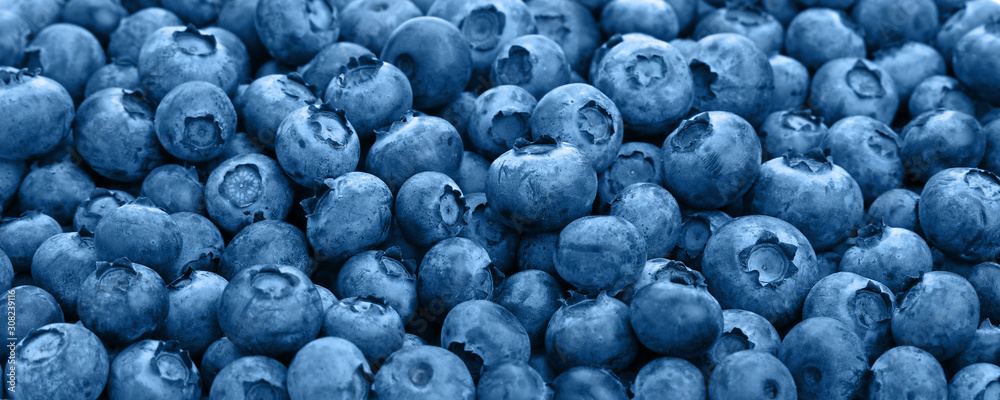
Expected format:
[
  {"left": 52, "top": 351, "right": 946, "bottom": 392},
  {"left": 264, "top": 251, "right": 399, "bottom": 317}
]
[
  {"left": 759, "top": 109, "right": 827, "bottom": 159},
  {"left": 78, "top": 258, "right": 169, "bottom": 346},
  {"left": 530, "top": 83, "right": 624, "bottom": 171},
  {"left": 702, "top": 215, "right": 821, "bottom": 328},
  {"left": 601, "top": 0, "right": 680, "bottom": 41},
  {"left": 0, "top": 69, "right": 74, "bottom": 161},
  {"left": 216, "top": 0, "right": 267, "bottom": 63},
  {"left": 30, "top": 231, "right": 98, "bottom": 318},
  {"left": 588, "top": 32, "right": 658, "bottom": 83},
  {"left": 695, "top": 2, "right": 784, "bottom": 55},
  {"left": 108, "top": 7, "right": 183, "bottom": 63},
  {"left": 108, "top": 340, "right": 202, "bottom": 400},
  {"left": 205, "top": 153, "right": 293, "bottom": 234},
  {"left": 210, "top": 356, "right": 288, "bottom": 400},
  {"left": 254, "top": 0, "right": 338, "bottom": 66},
  {"left": 439, "top": 92, "right": 477, "bottom": 141},
  {"left": 785, "top": 8, "right": 866, "bottom": 71},
  {"left": 750, "top": 151, "right": 864, "bottom": 251},
  {"left": 593, "top": 36, "right": 692, "bottom": 135},
  {"left": 597, "top": 142, "right": 664, "bottom": 205},
  {"left": 840, "top": 222, "right": 931, "bottom": 293},
  {"left": 441, "top": 299, "right": 531, "bottom": 378},
  {"left": 61, "top": 0, "right": 127, "bottom": 43},
  {"left": 672, "top": 210, "right": 732, "bottom": 270},
  {"left": 528, "top": 349, "right": 556, "bottom": 383},
  {"left": 219, "top": 220, "right": 312, "bottom": 280},
  {"left": 0, "top": 159, "right": 24, "bottom": 212},
  {"left": 809, "top": 58, "right": 899, "bottom": 125},
  {"left": 661, "top": 111, "right": 762, "bottom": 210},
  {"left": 459, "top": 193, "right": 519, "bottom": 275},
  {"left": 340, "top": 0, "right": 422, "bottom": 55},
  {"left": 323, "top": 297, "right": 405, "bottom": 369},
  {"left": 382, "top": 16, "right": 472, "bottom": 109},
  {"left": 619, "top": 258, "right": 693, "bottom": 304},
  {"left": 551, "top": 366, "right": 628, "bottom": 400},
  {"left": 452, "top": 151, "right": 490, "bottom": 194},
  {"left": 337, "top": 249, "right": 418, "bottom": 323},
  {"left": 631, "top": 270, "right": 722, "bottom": 358},
  {"left": 943, "top": 320, "right": 1000, "bottom": 375},
  {"left": 138, "top": 25, "right": 246, "bottom": 101},
  {"left": 468, "top": 85, "right": 537, "bottom": 159},
  {"left": 912, "top": 76, "right": 976, "bottom": 124},
  {"left": 287, "top": 338, "right": 371, "bottom": 399},
  {"left": 689, "top": 34, "right": 774, "bottom": 127},
  {"left": 893, "top": 271, "right": 980, "bottom": 360},
  {"left": 5, "top": 285, "right": 64, "bottom": 346},
  {"left": 866, "top": 188, "right": 921, "bottom": 234},
  {"left": 74, "top": 88, "right": 165, "bottom": 182},
  {"left": 218, "top": 264, "right": 324, "bottom": 358},
  {"left": 971, "top": 262, "right": 1000, "bottom": 322},
  {"left": 169, "top": 212, "right": 223, "bottom": 278},
  {"left": 936, "top": 0, "right": 1000, "bottom": 63},
  {"left": 141, "top": 165, "right": 205, "bottom": 215},
  {"left": 901, "top": 110, "right": 985, "bottom": 183},
  {"left": 366, "top": 113, "right": 464, "bottom": 193},
  {"left": 0, "top": 11, "right": 31, "bottom": 67},
  {"left": 395, "top": 172, "right": 467, "bottom": 248},
  {"left": 402, "top": 333, "right": 426, "bottom": 348},
  {"left": 491, "top": 34, "right": 571, "bottom": 100},
  {"left": 304, "top": 172, "right": 393, "bottom": 265},
  {"left": 852, "top": 0, "right": 939, "bottom": 50},
  {"left": 0, "top": 211, "right": 61, "bottom": 273},
  {"left": 95, "top": 198, "right": 183, "bottom": 278},
  {"left": 477, "top": 362, "right": 552, "bottom": 400},
  {"left": 517, "top": 232, "right": 559, "bottom": 276},
  {"left": 668, "top": 37, "right": 699, "bottom": 61},
  {"left": 372, "top": 345, "right": 475, "bottom": 400},
  {"left": 417, "top": 237, "right": 494, "bottom": 315},
  {"left": 25, "top": 23, "right": 105, "bottom": 102},
  {"left": 527, "top": 0, "right": 601, "bottom": 73},
  {"left": 631, "top": 357, "right": 704, "bottom": 400},
  {"left": 950, "top": 363, "right": 1000, "bottom": 400},
  {"left": 496, "top": 270, "right": 562, "bottom": 347},
  {"left": 778, "top": 317, "right": 867, "bottom": 400},
  {"left": 821, "top": 116, "right": 903, "bottom": 203},
  {"left": 802, "top": 272, "right": 895, "bottom": 363},
  {"left": 84, "top": 60, "right": 140, "bottom": 98},
  {"left": 546, "top": 293, "right": 637, "bottom": 372},
  {"left": 18, "top": 160, "right": 96, "bottom": 225},
  {"left": 275, "top": 104, "right": 360, "bottom": 189},
  {"left": 708, "top": 350, "right": 796, "bottom": 400},
  {"left": 8, "top": 323, "right": 109, "bottom": 400},
  {"left": 201, "top": 337, "right": 252, "bottom": 389},
  {"left": 554, "top": 216, "right": 645, "bottom": 294},
  {"left": 429, "top": 0, "right": 538, "bottom": 80},
  {"left": 324, "top": 56, "right": 412, "bottom": 140},
  {"left": 769, "top": 55, "right": 809, "bottom": 112},
  {"left": 0, "top": 0, "right": 64, "bottom": 34},
  {"left": 155, "top": 269, "right": 227, "bottom": 358},
  {"left": 316, "top": 285, "right": 338, "bottom": 312},
  {"left": 162, "top": 0, "right": 221, "bottom": 26},
  {"left": 155, "top": 81, "right": 236, "bottom": 162},
  {"left": 610, "top": 183, "right": 682, "bottom": 259},
  {"left": 868, "top": 346, "right": 947, "bottom": 400},
  {"left": 919, "top": 168, "right": 1000, "bottom": 262},
  {"left": 239, "top": 73, "right": 318, "bottom": 151},
  {"left": 297, "top": 42, "right": 374, "bottom": 99},
  {"left": 873, "top": 42, "right": 945, "bottom": 101},
  {"left": 701, "top": 309, "right": 781, "bottom": 373}
]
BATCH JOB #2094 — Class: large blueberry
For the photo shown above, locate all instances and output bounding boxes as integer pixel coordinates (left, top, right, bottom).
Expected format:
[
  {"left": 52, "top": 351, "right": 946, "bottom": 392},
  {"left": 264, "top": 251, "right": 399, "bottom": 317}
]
[
  {"left": 324, "top": 55, "right": 412, "bottom": 140},
  {"left": 201, "top": 337, "right": 251, "bottom": 389},
  {"left": 631, "top": 271, "right": 723, "bottom": 358},
  {"left": 821, "top": 115, "right": 903, "bottom": 203},
  {"left": 304, "top": 172, "right": 393, "bottom": 265},
  {"left": 694, "top": 2, "right": 784, "bottom": 55},
  {"left": 382, "top": 16, "right": 472, "bottom": 109},
  {"left": 417, "top": 237, "right": 494, "bottom": 315},
  {"left": 238, "top": 73, "right": 318, "bottom": 151},
  {"left": 337, "top": 249, "right": 418, "bottom": 323},
  {"left": 366, "top": 113, "right": 464, "bottom": 193},
  {"left": 169, "top": 212, "right": 223, "bottom": 278},
  {"left": 802, "top": 272, "right": 895, "bottom": 363},
  {"left": 619, "top": 258, "right": 694, "bottom": 304},
  {"left": 491, "top": 34, "right": 571, "bottom": 99},
  {"left": 94, "top": 198, "right": 183, "bottom": 278},
  {"left": 107, "top": 7, "right": 183, "bottom": 63},
  {"left": 809, "top": 58, "right": 899, "bottom": 125},
  {"left": 892, "top": 271, "right": 980, "bottom": 360},
  {"left": 597, "top": 142, "right": 664, "bottom": 205},
  {"left": 700, "top": 309, "right": 782, "bottom": 373},
  {"left": 778, "top": 317, "right": 867, "bottom": 400},
  {"left": 254, "top": 0, "right": 338, "bottom": 65},
  {"left": 8, "top": 323, "right": 109, "bottom": 400},
  {"left": 83, "top": 60, "right": 140, "bottom": 98},
  {"left": 468, "top": 85, "right": 537, "bottom": 159},
  {"left": 205, "top": 153, "right": 293, "bottom": 234},
  {"left": 840, "top": 222, "right": 932, "bottom": 293},
  {"left": 588, "top": 32, "right": 658, "bottom": 83},
  {"left": 429, "top": 0, "right": 538, "bottom": 79},
  {"left": 137, "top": 25, "right": 245, "bottom": 101},
  {"left": 873, "top": 41, "right": 945, "bottom": 100},
  {"left": 901, "top": 109, "right": 985, "bottom": 183},
  {"left": 0, "top": 211, "right": 61, "bottom": 274},
  {"left": 108, "top": 340, "right": 201, "bottom": 400},
  {"left": 554, "top": 216, "right": 645, "bottom": 294},
  {"left": 372, "top": 345, "right": 475, "bottom": 400},
  {"left": 322, "top": 297, "right": 405, "bottom": 369},
  {"left": 632, "top": 357, "right": 705, "bottom": 400},
  {"left": 545, "top": 293, "right": 638, "bottom": 372},
  {"left": 297, "top": 42, "right": 374, "bottom": 99},
  {"left": 395, "top": 172, "right": 467, "bottom": 248},
  {"left": 140, "top": 165, "right": 205, "bottom": 215},
  {"left": 30, "top": 231, "right": 97, "bottom": 318},
  {"left": 78, "top": 258, "right": 169, "bottom": 346},
  {"left": 689, "top": 33, "right": 774, "bottom": 127},
  {"left": 209, "top": 355, "right": 288, "bottom": 400},
  {"left": 496, "top": 270, "right": 562, "bottom": 347},
  {"left": 943, "top": 320, "right": 1000, "bottom": 376},
  {"left": 708, "top": 351, "right": 796, "bottom": 400},
  {"left": 919, "top": 168, "right": 1000, "bottom": 262},
  {"left": 769, "top": 54, "right": 810, "bottom": 112},
  {"left": 0, "top": 0, "right": 64, "bottom": 34},
  {"left": 155, "top": 81, "right": 236, "bottom": 162},
  {"left": 0, "top": 69, "right": 74, "bottom": 160},
  {"left": 530, "top": 83, "right": 624, "bottom": 171},
  {"left": 74, "top": 88, "right": 165, "bottom": 182},
  {"left": 936, "top": 0, "right": 1000, "bottom": 62},
  {"left": 949, "top": 362, "right": 1000, "bottom": 400},
  {"left": 218, "top": 220, "right": 312, "bottom": 280},
  {"left": 275, "top": 104, "right": 360, "bottom": 189},
  {"left": 18, "top": 160, "right": 96, "bottom": 225},
  {"left": 25, "top": 23, "right": 105, "bottom": 102},
  {"left": 867, "top": 346, "right": 947, "bottom": 400},
  {"left": 784, "top": 8, "right": 865, "bottom": 71},
  {"left": 155, "top": 269, "right": 227, "bottom": 358},
  {"left": 441, "top": 299, "right": 530, "bottom": 379},
  {"left": 0, "top": 11, "right": 31, "bottom": 67}
]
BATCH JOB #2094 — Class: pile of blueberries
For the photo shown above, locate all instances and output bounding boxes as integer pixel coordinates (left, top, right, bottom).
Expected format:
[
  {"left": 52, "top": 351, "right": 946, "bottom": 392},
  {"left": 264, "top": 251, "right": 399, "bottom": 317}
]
[{"left": 2, "top": 0, "right": 1000, "bottom": 398}]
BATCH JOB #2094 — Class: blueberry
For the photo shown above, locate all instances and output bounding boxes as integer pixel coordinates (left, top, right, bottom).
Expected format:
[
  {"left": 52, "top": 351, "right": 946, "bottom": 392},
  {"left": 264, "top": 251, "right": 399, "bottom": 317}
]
[
  {"left": 441, "top": 299, "right": 531, "bottom": 378},
  {"left": 108, "top": 340, "right": 202, "bottom": 400},
  {"left": 918, "top": 168, "right": 1000, "bottom": 262},
  {"left": 491, "top": 34, "right": 572, "bottom": 99},
  {"left": 366, "top": 113, "right": 464, "bottom": 193},
  {"left": 107, "top": 7, "right": 183, "bottom": 63},
  {"left": 701, "top": 309, "right": 782, "bottom": 373},
  {"left": 517, "top": 232, "right": 559, "bottom": 276},
  {"left": 957, "top": 26, "right": 1000, "bottom": 103},
  {"left": 496, "top": 270, "right": 562, "bottom": 347},
  {"left": 690, "top": 34, "right": 774, "bottom": 127},
  {"left": 468, "top": 85, "right": 537, "bottom": 159},
  {"left": 340, "top": 0, "right": 422, "bottom": 55},
  {"left": 769, "top": 54, "right": 810, "bottom": 112},
  {"left": 901, "top": 110, "right": 985, "bottom": 183},
  {"left": 326, "top": 61, "right": 412, "bottom": 143},
  {"left": 527, "top": 0, "right": 601, "bottom": 73},
  {"left": 943, "top": 320, "right": 1000, "bottom": 375},
  {"left": 671, "top": 210, "right": 732, "bottom": 270},
  {"left": 759, "top": 109, "right": 826, "bottom": 159},
  {"left": 593, "top": 36, "right": 693, "bottom": 135},
  {"left": 545, "top": 293, "right": 638, "bottom": 372},
  {"left": 61, "top": 0, "right": 127, "bottom": 43},
  {"left": 78, "top": 258, "right": 169, "bottom": 346},
  {"left": 0, "top": 211, "right": 61, "bottom": 274},
  {"left": 949, "top": 363, "right": 1000, "bottom": 399},
  {"left": 161, "top": 0, "right": 221, "bottom": 26},
  {"left": 254, "top": 0, "right": 339, "bottom": 66},
  {"left": 596, "top": 142, "right": 663, "bottom": 205},
  {"left": 22, "top": 162, "right": 96, "bottom": 227},
  {"left": 209, "top": 356, "right": 289, "bottom": 400},
  {"left": 154, "top": 269, "right": 227, "bottom": 359},
  {"left": 439, "top": 92, "right": 478, "bottom": 141},
  {"left": 402, "top": 333, "right": 426, "bottom": 348},
  {"left": 695, "top": 2, "right": 785, "bottom": 56},
  {"left": 893, "top": 271, "right": 980, "bottom": 360},
  {"left": 588, "top": 33, "right": 657, "bottom": 83},
  {"left": 852, "top": 0, "right": 939, "bottom": 51},
  {"left": 395, "top": 172, "right": 467, "bottom": 248},
  {"left": 452, "top": 151, "right": 490, "bottom": 194},
  {"left": 708, "top": 350, "right": 796, "bottom": 400},
  {"left": 205, "top": 153, "right": 293, "bottom": 234},
  {"left": 84, "top": 59, "right": 140, "bottom": 98},
  {"left": 155, "top": 82, "right": 236, "bottom": 162},
  {"left": 315, "top": 284, "right": 338, "bottom": 311},
  {"left": 74, "top": 88, "right": 165, "bottom": 182},
  {"left": 458, "top": 192, "right": 519, "bottom": 275},
  {"left": 169, "top": 212, "right": 223, "bottom": 277},
  {"left": 275, "top": 104, "right": 360, "bottom": 189},
  {"left": 554, "top": 216, "right": 645, "bottom": 294},
  {"left": 866, "top": 188, "right": 921, "bottom": 234},
  {"left": 551, "top": 366, "right": 629, "bottom": 400},
  {"left": 201, "top": 337, "right": 252, "bottom": 389},
  {"left": 0, "top": 159, "right": 25, "bottom": 211},
  {"left": 382, "top": 17, "right": 472, "bottom": 109},
  {"left": 868, "top": 346, "right": 948, "bottom": 400},
  {"left": 303, "top": 172, "right": 393, "bottom": 265},
  {"left": 372, "top": 345, "right": 475, "bottom": 400},
  {"left": 630, "top": 357, "right": 704, "bottom": 400},
  {"left": 0, "top": 11, "right": 31, "bottom": 67},
  {"left": 137, "top": 25, "right": 245, "bottom": 102},
  {"left": 25, "top": 23, "right": 106, "bottom": 102},
  {"left": 531, "top": 83, "right": 624, "bottom": 171},
  {"left": 610, "top": 183, "right": 682, "bottom": 259},
  {"left": 238, "top": 73, "right": 318, "bottom": 151},
  {"left": 94, "top": 198, "right": 183, "bottom": 278},
  {"left": 619, "top": 258, "right": 693, "bottom": 304},
  {"left": 981, "top": 119, "right": 1000, "bottom": 176},
  {"left": 417, "top": 237, "right": 494, "bottom": 315},
  {"left": 297, "top": 42, "right": 375, "bottom": 99},
  {"left": 702, "top": 215, "right": 821, "bottom": 328},
  {"left": 631, "top": 271, "right": 723, "bottom": 358},
  {"left": 840, "top": 222, "right": 932, "bottom": 293},
  {"left": 216, "top": 0, "right": 268, "bottom": 63},
  {"left": 0, "top": 0, "right": 64, "bottom": 34},
  {"left": 5, "top": 285, "right": 64, "bottom": 346},
  {"left": 802, "top": 272, "right": 895, "bottom": 363},
  {"left": 337, "top": 249, "right": 418, "bottom": 323},
  {"left": 970, "top": 262, "right": 1000, "bottom": 322},
  {"left": 0, "top": 69, "right": 74, "bottom": 161},
  {"left": 8, "top": 323, "right": 109, "bottom": 400},
  {"left": 528, "top": 349, "right": 557, "bottom": 383},
  {"left": 601, "top": 0, "right": 680, "bottom": 42},
  {"left": 778, "top": 317, "right": 867, "bottom": 400},
  {"left": 662, "top": 111, "right": 762, "bottom": 210},
  {"left": 821, "top": 115, "right": 904, "bottom": 203},
  {"left": 935, "top": 0, "right": 1000, "bottom": 62},
  {"left": 29, "top": 231, "right": 97, "bottom": 318},
  {"left": 668, "top": 37, "right": 699, "bottom": 61},
  {"left": 140, "top": 165, "right": 205, "bottom": 215},
  {"left": 322, "top": 297, "right": 405, "bottom": 369},
  {"left": 218, "top": 220, "right": 312, "bottom": 280},
  {"left": 477, "top": 361, "right": 552, "bottom": 400},
  {"left": 872, "top": 42, "right": 946, "bottom": 100},
  {"left": 809, "top": 58, "right": 899, "bottom": 125}
]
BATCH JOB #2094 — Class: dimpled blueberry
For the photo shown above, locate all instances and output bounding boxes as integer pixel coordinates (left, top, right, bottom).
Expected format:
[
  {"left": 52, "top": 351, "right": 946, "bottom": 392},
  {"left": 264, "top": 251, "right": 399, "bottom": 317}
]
[
  {"left": 254, "top": 0, "right": 339, "bottom": 65},
  {"left": 588, "top": 32, "right": 658, "bottom": 83},
  {"left": 238, "top": 73, "right": 318, "bottom": 151},
  {"left": 527, "top": 0, "right": 601, "bottom": 73},
  {"left": 911, "top": 76, "right": 977, "bottom": 119},
  {"left": 298, "top": 42, "right": 374, "bottom": 99},
  {"left": 324, "top": 56, "right": 412, "bottom": 141},
  {"left": 141, "top": 165, "right": 205, "bottom": 215},
  {"left": 490, "top": 34, "right": 571, "bottom": 99},
  {"left": 74, "top": 88, "right": 165, "bottom": 182},
  {"left": 821, "top": 116, "right": 904, "bottom": 203},
  {"left": 209, "top": 355, "right": 288, "bottom": 400},
  {"left": 868, "top": 346, "right": 948, "bottom": 400},
  {"left": 893, "top": 271, "right": 980, "bottom": 360},
  {"left": 395, "top": 172, "right": 467, "bottom": 248},
  {"left": 545, "top": 293, "right": 637, "bottom": 373},
  {"left": 372, "top": 345, "right": 475, "bottom": 400},
  {"left": 155, "top": 269, "right": 227, "bottom": 358},
  {"left": 901, "top": 109, "right": 985, "bottom": 183},
  {"left": 205, "top": 153, "right": 293, "bottom": 234},
  {"left": 496, "top": 270, "right": 562, "bottom": 347},
  {"left": 551, "top": 366, "right": 628, "bottom": 400},
  {"left": 84, "top": 60, "right": 140, "bottom": 98},
  {"left": 468, "top": 85, "right": 537, "bottom": 159},
  {"left": 24, "top": 23, "right": 106, "bottom": 102},
  {"left": 530, "top": 84, "right": 624, "bottom": 171},
  {"left": 919, "top": 168, "right": 1000, "bottom": 262},
  {"left": 708, "top": 351, "right": 797, "bottom": 400},
  {"left": 802, "top": 272, "right": 896, "bottom": 363},
  {"left": 137, "top": 25, "right": 245, "bottom": 102},
  {"left": 840, "top": 222, "right": 932, "bottom": 293},
  {"left": 0, "top": 211, "right": 62, "bottom": 274},
  {"left": 337, "top": 249, "right": 418, "bottom": 323},
  {"left": 382, "top": 17, "right": 472, "bottom": 109},
  {"left": 169, "top": 212, "right": 223, "bottom": 278},
  {"left": 778, "top": 317, "right": 867, "bottom": 400},
  {"left": 769, "top": 54, "right": 810, "bottom": 112},
  {"left": 305, "top": 172, "right": 393, "bottom": 265},
  {"left": 18, "top": 160, "right": 96, "bottom": 225},
  {"left": 554, "top": 216, "right": 645, "bottom": 294},
  {"left": 78, "top": 258, "right": 169, "bottom": 346},
  {"left": 95, "top": 198, "right": 183, "bottom": 278},
  {"left": 9, "top": 323, "right": 110, "bottom": 400},
  {"left": 631, "top": 270, "right": 723, "bottom": 358},
  {"left": 950, "top": 363, "right": 1000, "bottom": 400},
  {"left": 689, "top": 33, "right": 774, "bottom": 127},
  {"left": 759, "top": 109, "right": 827, "bottom": 159},
  {"left": 219, "top": 220, "right": 312, "bottom": 280},
  {"left": 458, "top": 193, "right": 519, "bottom": 275},
  {"left": 108, "top": 7, "right": 183, "bottom": 63},
  {"left": 417, "top": 237, "right": 494, "bottom": 315},
  {"left": 155, "top": 81, "right": 236, "bottom": 162},
  {"left": 610, "top": 183, "right": 682, "bottom": 259},
  {"left": 367, "top": 113, "right": 464, "bottom": 193},
  {"left": 322, "top": 297, "right": 405, "bottom": 369},
  {"left": 275, "top": 104, "right": 360, "bottom": 189},
  {"left": 30, "top": 231, "right": 98, "bottom": 318},
  {"left": 0, "top": 69, "right": 74, "bottom": 161},
  {"left": 441, "top": 300, "right": 531, "bottom": 379},
  {"left": 477, "top": 361, "right": 552, "bottom": 400},
  {"left": 700, "top": 309, "right": 782, "bottom": 373},
  {"left": 695, "top": 2, "right": 785, "bottom": 56},
  {"left": 108, "top": 340, "right": 201, "bottom": 400},
  {"left": 429, "top": 0, "right": 538, "bottom": 78},
  {"left": 873, "top": 42, "right": 945, "bottom": 100},
  {"left": 671, "top": 210, "right": 732, "bottom": 270},
  {"left": 809, "top": 58, "right": 899, "bottom": 125},
  {"left": 597, "top": 142, "right": 663, "bottom": 205}
]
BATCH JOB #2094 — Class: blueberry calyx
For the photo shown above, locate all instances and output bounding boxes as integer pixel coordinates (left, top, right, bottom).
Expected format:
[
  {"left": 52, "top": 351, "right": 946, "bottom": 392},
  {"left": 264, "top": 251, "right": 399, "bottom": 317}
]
[
  {"left": 654, "top": 261, "right": 707, "bottom": 289},
  {"left": 783, "top": 149, "right": 833, "bottom": 173},
  {"left": 626, "top": 54, "right": 667, "bottom": 88},
  {"left": 96, "top": 258, "right": 139, "bottom": 280},
  {"left": 167, "top": 267, "right": 197, "bottom": 290},
  {"left": 671, "top": 113, "right": 713, "bottom": 151},
  {"left": 496, "top": 45, "right": 533, "bottom": 85},
  {"left": 678, "top": 215, "right": 712, "bottom": 258},
  {"left": 710, "top": 328, "right": 753, "bottom": 362},
  {"left": 152, "top": 340, "right": 198, "bottom": 385},
  {"left": 853, "top": 281, "right": 893, "bottom": 327},
  {"left": 690, "top": 60, "right": 718, "bottom": 104},
  {"left": 438, "top": 184, "right": 467, "bottom": 235},
  {"left": 338, "top": 55, "right": 383, "bottom": 87},
  {"left": 221, "top": 164, "right": 263, "bottom": 208},
  {"left": 305, "top": 0, "right": 337, "bottom": 33},
  {"left": 408, "top": 362, "right": 434, "bottom": 386},
  {"left": 447, "top": 341, "right": 486, "bottom": 377},
  {"left": 856, "top": 220, "right": 888, "bottom": 248},
  {"left": 378, "top": 247, "right": 417, "bottom": 278},
  {"left": 780, "top": 109, "right": 823, "bottom": 132},
  {"left": 306, "top": 104, "right": 353, "bottom": 149},
  {"left": 242, "top": 379, "right": 283, "bottom": 400},
  {"left": 182, "top": 114, "right": 224, "bottom": 150},
  {"left": 867, "top": 127, "right": 900, "bottom": 159},
  {"left": 280, "top": 72, "right": 317, "bottom": 100},
  {"left": 964, "top": 169, "right": 1000, "bottom": 198},
  {"left": 121, "top": 89, "right": 154, "bottom": 118},
  {"left": 513, "top": 135, "right": 558, "bottom": 154},
  {"left": 489, "top": 109, "right": 531, "bottom": 147},
  {"left": 460, "top": 5, "right": 506, "bottom": 51},
  {"left": 738, "top": 232, "right": 798, "bottom": 287},
  {"left": 20, "top": 326, "right": 66, "bottom": 363},
  {"left": 578, "top": 100, "right": 613, "bottom": 144},
  {"left": 251, "top": 267, "right": 301, "bottom": 299},
  {"left": 173, "top": 25, "right": 217, "bottom": 56},
  {"left": 846, "top": 60, "right": 886, "bottom": 99}
]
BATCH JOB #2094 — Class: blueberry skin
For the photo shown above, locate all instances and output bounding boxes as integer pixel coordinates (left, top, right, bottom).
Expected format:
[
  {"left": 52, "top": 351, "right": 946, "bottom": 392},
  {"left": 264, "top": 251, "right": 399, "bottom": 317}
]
[
  {"left": 162, "top": 0, "right": 221, "bottom": 26},
  {"left": 5, "top": 285, "right": 64, "bottom": 346},
  {"left": 545, "top": 293, "right": 637, "bottom": 373},
  {"left": 701, "top": 309, "right": 782, "bottom": 373},
  {"left": 802, "top": 272, "right": 896, "bottom": 363},
  {"left": 893, "top": 271, "right": 980, "bottom": 360},
  {"left": 671, "top": 210, "right": 732, "bottom": 270},
  {"left": 769, "top": 55, "right": 809, "bottom": 112},
  {"left": 950, "top": 363, "right": 1000, "bottom": 400},
  {"left": 366, "top": 114, "right": 464, "bottom": 193},
  {"left": 630, "top": 357, "right": 704, "bottom": 400},
  {"left": 981, "top": 119, "right": 1000, "bottom": 176},
  {"left": 94, "top": 198, "right": 183, "bottom": 278},
  {"left": 108, "top": 340, "right": 202, "bottom": 400},
  {"left": 439, "top": 92, "right": 478, "bottom": 142},
  {"left": 417, "top": 237, "right": 494, "bottom": 315},
  {"left": 694, "top": 3, "right": 785, "bottom": 55},
  {"left": 155, "top": 81, "right": 236, "bottom": 162},
  {"left": 596, "top": 142, "right": 663, "bottom": 205},
  {"left": 491, "top": 35, "right": 571, "bottom": 100},
  {"left": 750, "top": 152, "right": 864, "bottom": 251},
  {"left": 372, "top": 345, "right": 476, "bottom": 400},
  {"left": 340, "top": 0, "right": 422, "bottom": 55},
  {"left": 107, "top": 7, "right": 183, "bottom": 63},
  {"left": 322, "top": 297, "right": 405, "bottom": 368},
  {"left": 0, "top": 69, "right": 74, "bottom": 160},
  {"left": 868, "top": 346, "right": 947, "bottom": 400},
  {"left": 551, "top": 366, "right": 629, "bottom": 400},
  {"left": 84, "top": 60, "right": 140, "bottom": 98},
  {"left": 141, "top": 165, "right": 205, "bottom": 215},
  {"left": 662, "top": 111, "right": 762, "bottom": 210},
  {"left": 486, "top": 138, "right": 597, "bottom": 233},
  {"left": 970, "top": 262, "right": 1000, "bottom": 322},
  {"left": 853, "top": 0, "right": 939, "bottom": 51},
  {"left": 554, "top": 216, "right": 646, "bottom": 294},
  {"left": 205, "top": 153, "right": 293, "bottom": 234},
  {"left": 759, "top": 109, "right": 827, "bottom": 159},
  {"left": 304, "top": 172, "right": 393, "bottom": 264},
  {"left": 935, "top": 0, "right": 1000, "bottom": 63},
  {"left": 943, "top": 320, "right": 1000, "bottom": 375},
  {"left": 7, "top": 323, "right": 109, "bottom": 400},
  {"left": 209, "top": 355, "right": 288, "bottom": 400},
  {"left": 0, "top": 11, "right": 31, "bottom": 67},
  {"left": 155, "top": 269, "right": 227, "bottom": 359},
  {"left": 219, "top": 220, "right": 312, "bottom": 280},
  {"left": 382, "top": 17, "right": 472, "bottom": 109},
  {"left": 395, "top": 172, "right": 467, "bottom": 248},
  {"left": 254, "top": 0, "right": 338, "bottom": 66},
  {"left": 0, "top": 159, "right": 24, "bottom": 211},
  {"left": 709, "top": 350, "right": 796, "bottom": 400},
  {"left": 821, "top": 116, "right": 903, "bottom": 203},
  {"left": 25, "top": 23, "right": 105, "bottom": 102},
  {"left": 609, "top": 183, "right": 682, "bottom": 259},
  {"left": 337, "top": 249, "right": 418, "bottom": 323},
  {"left": 702, "top": 215, "right": 821, "bottom": 328},
  {"left": 530, "top": 83, "right": 624, "bottom": 171},
  {"left": 809, "top": 58, "right": 899, "bottom": 125},
  {"left": 202, "top": 337, "right": 252, "bottom": 389},
  {"left": 459, "top": 193, "right": 520, "bottom": 274},
  {"left": 74, "top": 88, "right": 165, "bottom": 182},
  {"left": 18, "top": 161, "right": 96, "bottom": 225},
  {"left": 956, "top": 23, "right": 1000, "bottom": 103},
  {"left": 527, "top": 0, "right": 601, "bottom": 73},
  {"left": 468, "top": 85, "right": 537, "bottom": 159},
  {"left": 631, "top": 273, "right": 723, "bottom": 358},
  {"left": 61, "top": 0, "right": 127, "bottom": 43},
  {"left": 619, "top": 258, "right": 695, "bottom": 305},
  {"left": 275, "top": 104, "right": 361, "bottom": 189},
  {"left": 840, "top": 223, "right": 932, "bottom": 293},
  {"left": 866, "top": 188, "right": 921, "bottom": 234},
  {"left": 216, "top": 0, "right": 267, "bottom": 63},
  {"left": 873, "top": 42, "right": 945, "bottom": 100},
  {"left": 786, "top": 8, "right": 865, "bottom": 71},
  {"left": 593, "top": 36, "right": 693, "bottom": 135},
  {"left": 78, "top": 259, "right": 169, "bottom": 346},
  {"left": 297, "top": 42, "right": 374, "bottom": 99},
  {"left": 452, "top": 151, "right": 490, "bottom": 194},
  {"left": 517, "top": 232, "right": 559, "bottom": 276},
  {"left": 324, "top": 56, "right": 412, "bottom": 141},
  {"left": 170, "top": 212, "right": 223, "bottom": 278},
  {"left": 0, "top": 211, "right": 61, "bottom": 273},
  {"left": 137, "top": 25, "right": 245, "bottom": 102},
  {"left": 441, "top": 299, "right": 531, "bottom": 378},
  {"left": 30, "top": 231, "right": 98, "bottom": 318},
  {"left": 402, "top": 333, "right": 426, "bottom": 348},
  {"left": 902, "top": 110, "right": 985, "bottom": 183},
  {"left": 601, "top": 0, "right": 680, "bottom": 42},
  {"left": 778, "top": 317, "right": 867, "bottom": 400},
  {"left": 477, "top": 361, "right": 552, "bottom": 400},
  {"left": 239, "top": 73, "right": 318, "bottom": 151},
  {"left": 690, "top": 34, "right": 774, "bottom": 127},
  {"left": 919, "top": 168, "right": 1000, "bottom": 262},
  {"left": 588, "top": 32, "right": 659, "bottom": 84},
  {"left": 496, "top": 270, "right": 562, "bottom": 348}
]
